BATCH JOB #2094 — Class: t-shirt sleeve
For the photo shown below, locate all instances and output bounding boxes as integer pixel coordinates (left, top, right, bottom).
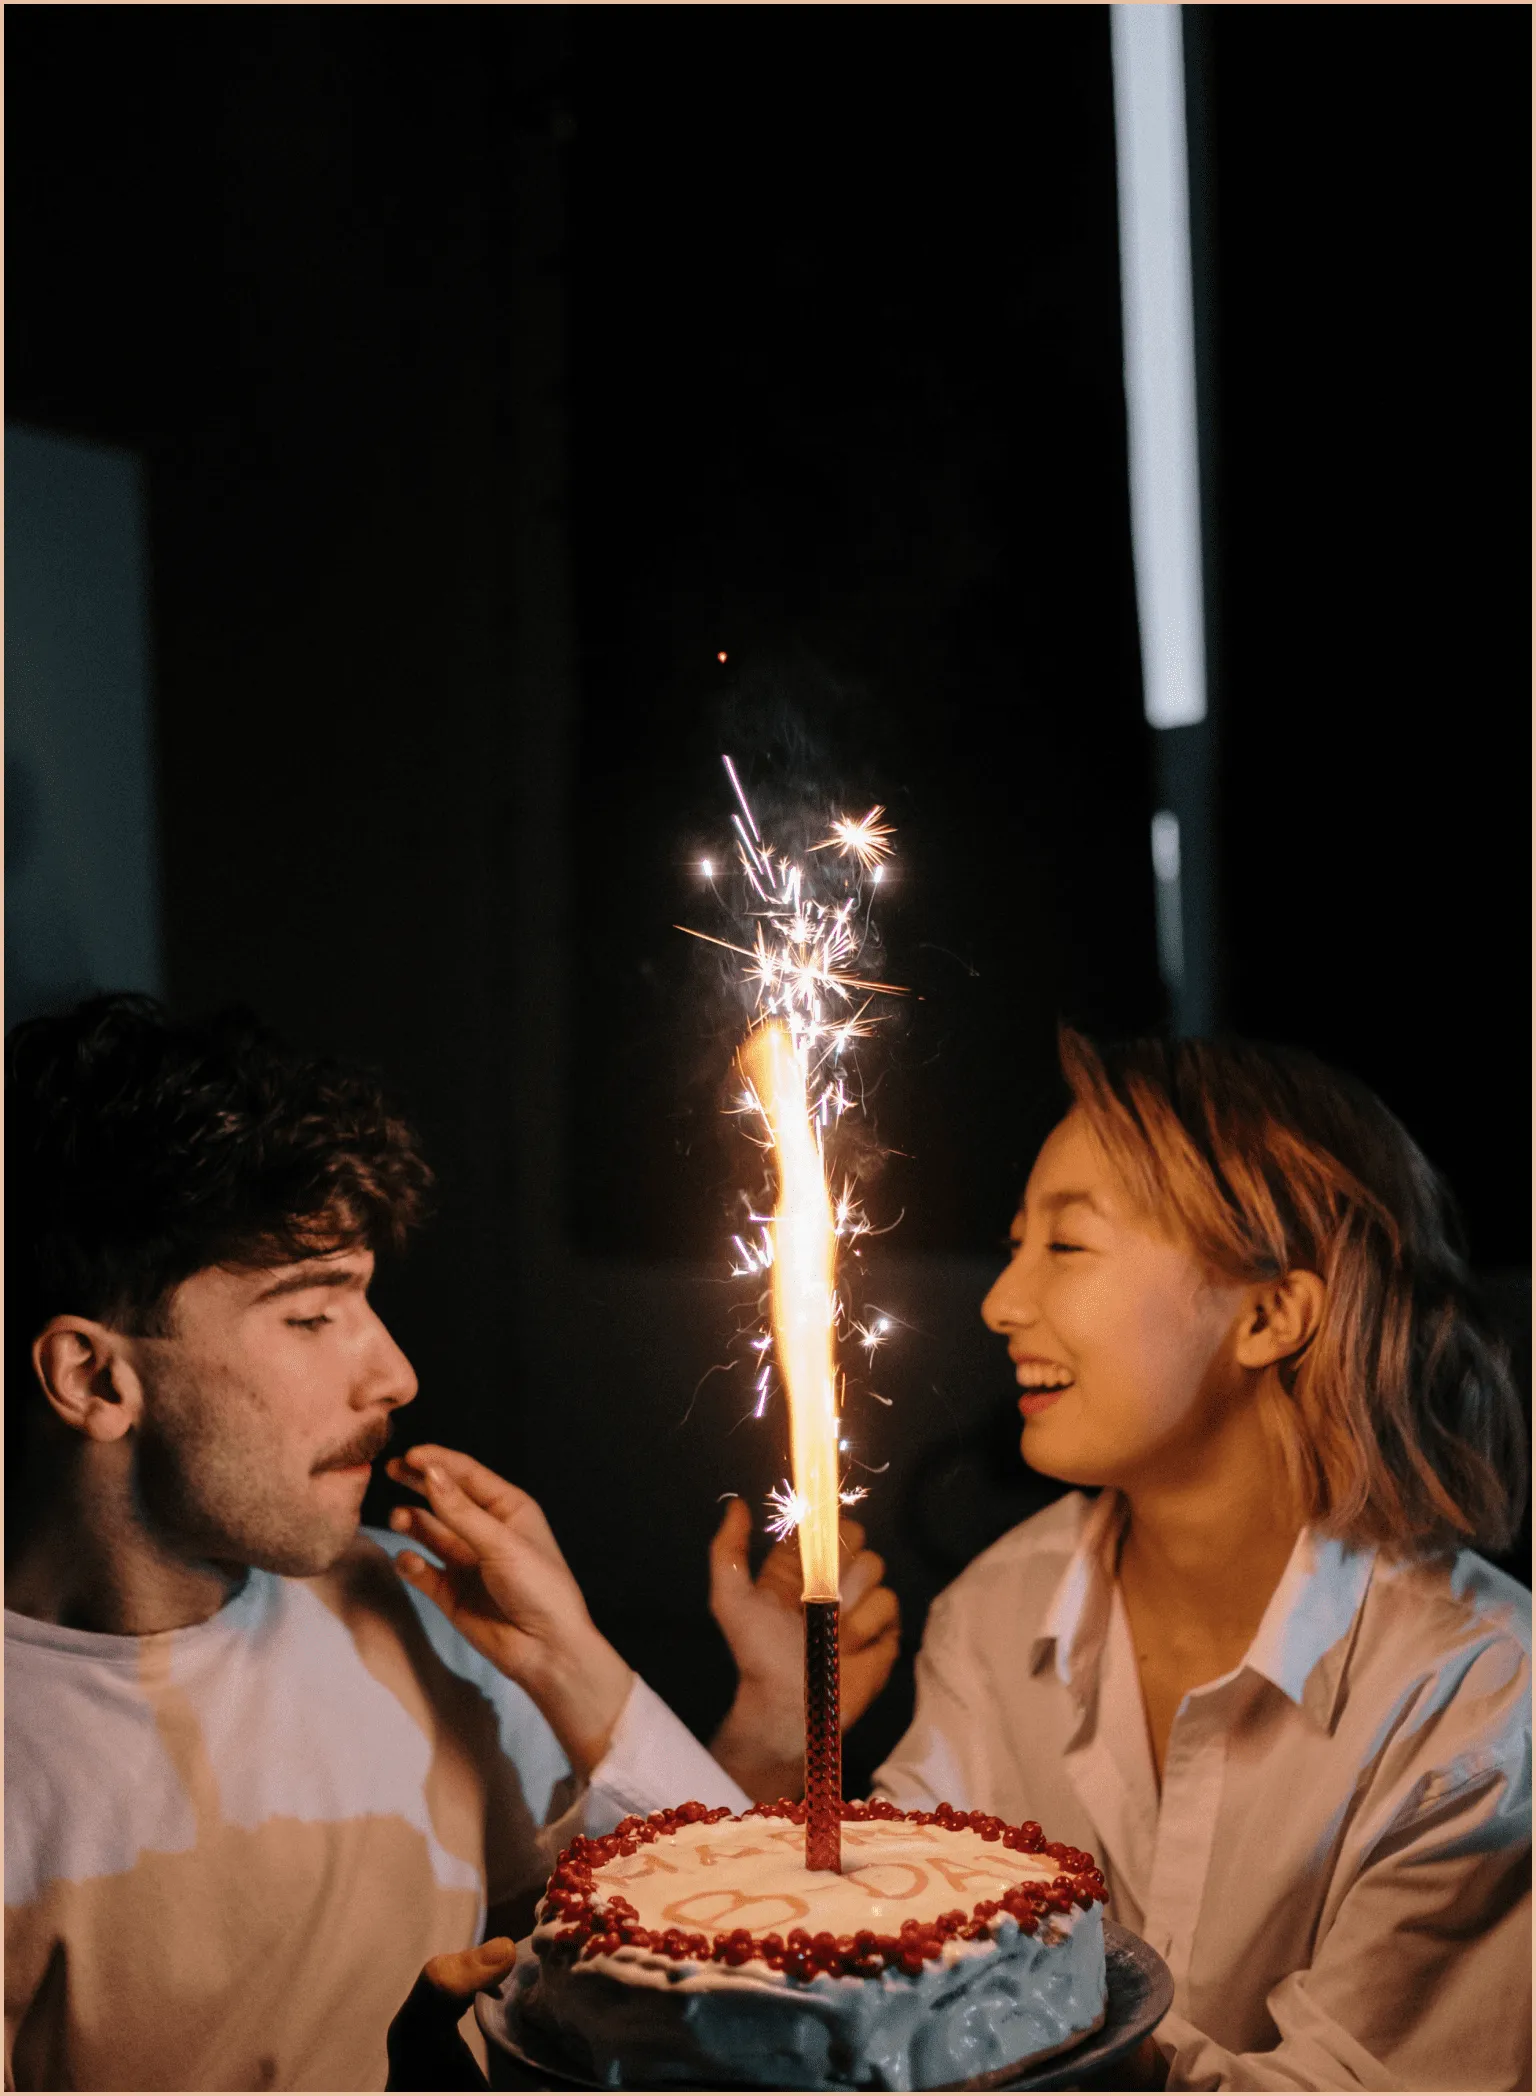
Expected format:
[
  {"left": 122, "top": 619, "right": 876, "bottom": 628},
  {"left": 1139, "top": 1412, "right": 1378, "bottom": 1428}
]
[
  {"left": 486, "top": 1675, "right": 751, "bottom": 1924},
  {"left": 365, "top": 1528, "right": 574, "bottom": 1908},
  {"left": 364, "top": 1532, "right": 750, "bottom": 1914}
]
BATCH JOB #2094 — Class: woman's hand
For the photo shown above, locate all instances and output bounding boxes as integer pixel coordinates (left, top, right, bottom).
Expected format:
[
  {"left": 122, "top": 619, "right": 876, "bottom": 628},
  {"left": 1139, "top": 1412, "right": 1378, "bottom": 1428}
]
[
  {"left": 707, "top": 1496, "right": 901, "bottom": 1801},
  {"left": 386, "top": 1445, "right": 633, "bottom": 1777}
]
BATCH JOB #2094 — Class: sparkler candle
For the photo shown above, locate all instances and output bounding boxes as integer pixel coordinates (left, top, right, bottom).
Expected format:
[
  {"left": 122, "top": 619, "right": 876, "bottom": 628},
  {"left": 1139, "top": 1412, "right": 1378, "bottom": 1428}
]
[
  {"left": 682, "top": 757, "right": 903, "bottom": 1874},
  {"left": 739, "top": 1019, "right": 844, "bottom": 1873}
]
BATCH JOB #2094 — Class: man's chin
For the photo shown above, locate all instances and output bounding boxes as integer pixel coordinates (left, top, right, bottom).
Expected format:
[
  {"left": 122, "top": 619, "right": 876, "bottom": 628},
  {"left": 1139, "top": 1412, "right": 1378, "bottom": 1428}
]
[{"left": 238, "top": 1503, "right": 366, "bottom": 1579}]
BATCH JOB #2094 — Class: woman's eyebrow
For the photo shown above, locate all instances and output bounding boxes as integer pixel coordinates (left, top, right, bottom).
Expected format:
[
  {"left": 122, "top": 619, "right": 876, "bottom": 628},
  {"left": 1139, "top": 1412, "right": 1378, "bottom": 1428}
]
[{"left": 1038, "top": 1190, "right": 1104, "bottom": 1217}]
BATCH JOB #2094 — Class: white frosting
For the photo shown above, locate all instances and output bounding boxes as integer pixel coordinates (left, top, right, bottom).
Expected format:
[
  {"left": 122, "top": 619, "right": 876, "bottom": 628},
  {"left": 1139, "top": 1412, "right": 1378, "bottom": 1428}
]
[
  {"left": 514, "top": 1816, "right": 1107, "bottom": 2090},
  {"left": 590, "top": 1816, "right": 1066, "bottom": 1935}
]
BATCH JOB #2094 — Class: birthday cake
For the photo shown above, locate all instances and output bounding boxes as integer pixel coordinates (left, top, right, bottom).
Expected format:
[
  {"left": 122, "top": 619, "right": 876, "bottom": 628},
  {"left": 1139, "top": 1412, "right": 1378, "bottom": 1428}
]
[{"left": 510, "top": 1798, "right": 1108, "bottom": 2089}]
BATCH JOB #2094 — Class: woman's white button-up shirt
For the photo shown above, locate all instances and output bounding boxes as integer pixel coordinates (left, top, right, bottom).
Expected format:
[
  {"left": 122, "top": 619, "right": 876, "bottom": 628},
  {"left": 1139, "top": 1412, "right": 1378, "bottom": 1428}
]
[{"left": 873, "top": 1490, "right": 1530, "bottom": 2091}]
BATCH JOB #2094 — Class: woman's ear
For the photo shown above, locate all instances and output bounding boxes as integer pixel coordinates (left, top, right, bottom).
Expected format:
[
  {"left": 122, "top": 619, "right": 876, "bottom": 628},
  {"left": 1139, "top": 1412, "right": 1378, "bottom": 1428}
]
[
  {"left": 32, "top": 1318, "right": 145, "bottom": 1443},
  {"left": 1235, "top": 1270, "right": 1325, "bottom": 1372}
]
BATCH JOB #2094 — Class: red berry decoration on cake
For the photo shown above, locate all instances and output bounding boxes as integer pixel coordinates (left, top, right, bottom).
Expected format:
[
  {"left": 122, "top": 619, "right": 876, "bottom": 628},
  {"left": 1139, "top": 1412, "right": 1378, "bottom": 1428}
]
[{"left": 511, "top": 1800, "right": 1109, "bottom": 2089}]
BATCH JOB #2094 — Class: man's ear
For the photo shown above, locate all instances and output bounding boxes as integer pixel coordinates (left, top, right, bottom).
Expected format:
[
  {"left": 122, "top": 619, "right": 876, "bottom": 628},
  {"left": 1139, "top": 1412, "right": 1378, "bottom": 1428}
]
[
  {"left": 1234, "top": 1271, "right": 1325, "bottom": 1372},
  {"left": 32, "top": 1318, "right": 145, "bottom": 1443}
]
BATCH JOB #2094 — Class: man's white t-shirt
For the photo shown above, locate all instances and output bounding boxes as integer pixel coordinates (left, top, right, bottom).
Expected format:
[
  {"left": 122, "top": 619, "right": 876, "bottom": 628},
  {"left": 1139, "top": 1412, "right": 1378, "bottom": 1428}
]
[{"left": 5, "top": 1528, "right": 749, "bottom": 2091}]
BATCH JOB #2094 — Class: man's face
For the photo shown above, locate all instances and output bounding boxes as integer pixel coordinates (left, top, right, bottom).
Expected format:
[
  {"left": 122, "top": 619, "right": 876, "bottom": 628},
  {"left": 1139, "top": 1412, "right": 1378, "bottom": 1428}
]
[{"left": 127, "top": 1246, "right": 418, "bottom": 1577}]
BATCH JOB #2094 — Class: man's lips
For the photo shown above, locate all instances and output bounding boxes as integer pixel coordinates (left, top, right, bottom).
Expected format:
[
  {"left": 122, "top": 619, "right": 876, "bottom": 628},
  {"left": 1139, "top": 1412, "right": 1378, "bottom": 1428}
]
[{"left": 313, "top": 1423, "right": 394, "bottom": 1476}]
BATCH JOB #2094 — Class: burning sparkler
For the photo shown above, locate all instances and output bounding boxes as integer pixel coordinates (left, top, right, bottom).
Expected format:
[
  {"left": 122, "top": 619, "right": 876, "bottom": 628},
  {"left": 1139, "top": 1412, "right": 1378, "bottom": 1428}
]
[
  {"left": 811, "top": 805, "right": 896, "bottom": 872},
  {"left": 680, "top": 759, "right": 902, "bottom": 1509},
  {"left": 739, "top": 1021, "right": 842, "bottom": 1604},
  {"left": 682, "top": 756, "right": 903, "bottom": 1875}
]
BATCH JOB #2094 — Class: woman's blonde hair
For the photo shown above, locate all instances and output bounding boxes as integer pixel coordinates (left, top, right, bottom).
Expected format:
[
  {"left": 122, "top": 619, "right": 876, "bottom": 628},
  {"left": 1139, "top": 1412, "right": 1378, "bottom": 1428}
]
[{"left": 1059, "top": 1027, "right": 1526, "bottom": 1557}]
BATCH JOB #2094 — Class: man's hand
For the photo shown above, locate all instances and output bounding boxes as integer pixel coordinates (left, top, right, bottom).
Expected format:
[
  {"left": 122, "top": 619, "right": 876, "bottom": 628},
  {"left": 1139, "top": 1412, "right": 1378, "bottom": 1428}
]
[
  {"left": 386, "top": 1445, "right": 633, "bottom": 1777},
  {"left": 385, "top": 1936, "right": 515, "bottom": 2092},
  {"left": 707, "top": 1497, "right": 901, "bottom": 1802}
]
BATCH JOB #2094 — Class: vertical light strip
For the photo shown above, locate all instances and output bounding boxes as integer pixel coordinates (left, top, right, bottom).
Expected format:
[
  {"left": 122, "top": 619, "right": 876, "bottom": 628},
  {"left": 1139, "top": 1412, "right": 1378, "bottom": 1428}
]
[
  {"left": 1150, "top": 809, "right": 1185, "bottom": 991},
  {"left": 1111, "top": 4, "right": 1207, "bottom": 730}
]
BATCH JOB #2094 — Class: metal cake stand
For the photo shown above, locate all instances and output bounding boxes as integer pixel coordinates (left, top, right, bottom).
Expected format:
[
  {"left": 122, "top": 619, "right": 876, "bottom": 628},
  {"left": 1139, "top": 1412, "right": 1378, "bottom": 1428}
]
[{"left": 477, "top": 1921, "right": 1173, "bottom": 2092}]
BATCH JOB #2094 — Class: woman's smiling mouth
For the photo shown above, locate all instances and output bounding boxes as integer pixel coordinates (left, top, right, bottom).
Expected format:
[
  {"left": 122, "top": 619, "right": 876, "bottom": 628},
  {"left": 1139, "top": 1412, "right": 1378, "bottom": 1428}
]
[{"left": 1012, "top": 1355, "right": 1075, "bottom": 1415}]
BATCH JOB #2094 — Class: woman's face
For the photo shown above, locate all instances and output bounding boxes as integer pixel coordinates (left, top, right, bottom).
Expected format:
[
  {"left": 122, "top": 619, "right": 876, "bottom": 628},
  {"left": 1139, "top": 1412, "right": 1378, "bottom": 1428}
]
[{"left": 982, "top": 1110, "right": 1254, "bottom": 1491}]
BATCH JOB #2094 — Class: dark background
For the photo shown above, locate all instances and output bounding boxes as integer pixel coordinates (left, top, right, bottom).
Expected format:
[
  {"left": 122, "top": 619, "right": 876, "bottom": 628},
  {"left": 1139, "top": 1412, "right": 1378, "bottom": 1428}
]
[{"left": 8, "top": 4, "right": 1530, "bottom": 1787}]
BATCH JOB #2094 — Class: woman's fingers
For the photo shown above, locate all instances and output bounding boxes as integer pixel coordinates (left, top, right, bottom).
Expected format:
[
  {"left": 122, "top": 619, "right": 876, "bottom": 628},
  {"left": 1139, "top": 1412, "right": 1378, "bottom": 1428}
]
[
  {"left": 756, "top": 1537, "right": 806, "bottom": 1606},
  {"left": 839, "top": 1547, "right": 887, "bottom": 1613},
  {"left": 844, "top": 1582, "right": 901, "bottom": 1651},
  {"left": 837, "top": 1518, "right": 869, "bottom": 1561},
  {"left": 708, "top": 1498, "right": 755, "bottom": 1626},
  {"left": 415, "top": 1463, "right": 525, "bottom": 1562},
  {"left": 394, "top": 1446, "right": 568, "bottom": 1567},
  {"left": 389, "top": 1504, "right": 480, "bottom": 1571},
  {"left": 393, "top": 1550, "right": 462, "bottom": 1620},
  {"left": 395, "top": 1445, "right": 538, "bottom": 1528}
]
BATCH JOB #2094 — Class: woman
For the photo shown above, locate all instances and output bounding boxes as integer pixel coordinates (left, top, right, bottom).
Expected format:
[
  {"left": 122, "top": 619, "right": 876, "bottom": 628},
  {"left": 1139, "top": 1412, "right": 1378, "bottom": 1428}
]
[{"left": 872, "top": 1029, "right": 1529, "bottom": 2090}]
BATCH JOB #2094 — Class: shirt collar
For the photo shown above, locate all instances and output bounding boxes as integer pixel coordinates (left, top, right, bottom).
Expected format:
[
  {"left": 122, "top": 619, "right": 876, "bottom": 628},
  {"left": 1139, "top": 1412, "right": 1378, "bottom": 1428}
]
[
  {"left": 1030, "top": 1491, "right": 1377, "bottom": 1730},
  {"left": 1244, "top": 1526, "right": 1377, "bottom": 1727},
  {"left": 1031, "top": 1490, "right": 1128, "bottom": 1703}
]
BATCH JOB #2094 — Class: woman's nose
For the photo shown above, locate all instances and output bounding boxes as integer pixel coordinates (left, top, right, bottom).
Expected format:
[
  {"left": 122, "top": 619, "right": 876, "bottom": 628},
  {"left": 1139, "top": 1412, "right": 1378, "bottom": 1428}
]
[{"left": 982, "top": 1255, "right": 1031, "bottom": 1334}]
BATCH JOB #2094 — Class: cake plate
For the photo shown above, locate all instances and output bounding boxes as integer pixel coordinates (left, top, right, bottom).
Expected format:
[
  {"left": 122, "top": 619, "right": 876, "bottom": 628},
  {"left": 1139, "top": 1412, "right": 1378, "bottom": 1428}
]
[{"left": 477, "top": 1921, "right": 1173, "bottom": 2092}]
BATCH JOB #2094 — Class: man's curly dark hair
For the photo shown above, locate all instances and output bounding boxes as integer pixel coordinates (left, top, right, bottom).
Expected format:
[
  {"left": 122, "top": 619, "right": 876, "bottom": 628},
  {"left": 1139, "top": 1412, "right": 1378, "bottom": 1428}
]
[{"left": 8, "top": 995, "right": 434, "bottom": 1374}]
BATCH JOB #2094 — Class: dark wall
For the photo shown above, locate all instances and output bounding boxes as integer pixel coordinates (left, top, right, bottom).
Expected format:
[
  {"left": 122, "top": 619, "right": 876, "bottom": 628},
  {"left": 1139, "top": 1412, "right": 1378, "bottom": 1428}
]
[
  {"left": 7, "top": 6, "right": 1528, "bottom": 1781},
  {"left": 1197, "top": 5, "right": 1532, "bottom": 1274},
  {"left": 561, "top": 7, "right": 1158, "bottom": 1261},
  {"left": 10, "top": 4, "right": 579, "bottom": 1471}
]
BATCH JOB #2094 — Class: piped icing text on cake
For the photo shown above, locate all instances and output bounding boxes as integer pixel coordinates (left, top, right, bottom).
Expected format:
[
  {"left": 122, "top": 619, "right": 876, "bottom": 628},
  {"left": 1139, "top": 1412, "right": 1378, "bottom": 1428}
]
[{"left": 537, "top": 1800, "right": 1106, "bottom": 1982}]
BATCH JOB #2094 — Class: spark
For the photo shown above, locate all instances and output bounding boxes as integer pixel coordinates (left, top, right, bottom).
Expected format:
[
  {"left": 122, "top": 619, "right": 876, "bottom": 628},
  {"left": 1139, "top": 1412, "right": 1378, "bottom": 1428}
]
[
  {"left": 833, "top": 1183, "right": 871, "bottom": 1241},
  {"left": 722, "top": 754, "right": 761, "bottom": 840},
  {"left": 852, "top": 1315, "right": 892, "bottom": 1354},
  {"left": 765, "top": 1475, "right": 872, "bottom": 1537},
  {"left": 700, "top": 858, "right": 714, "bottom": 879},
  {"left": 730, "top": 1228, "right": 774, "bottom": 1277},
  {"left": 810, "top": 806, "right": 896, "bottom": 872},
  {"left": 766, "top": 1480, "right": 809, "bottom": 1541}
]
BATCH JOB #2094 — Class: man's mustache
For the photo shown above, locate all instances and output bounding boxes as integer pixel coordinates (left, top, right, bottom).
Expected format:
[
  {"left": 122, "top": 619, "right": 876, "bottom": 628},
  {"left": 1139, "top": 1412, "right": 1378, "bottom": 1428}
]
[{"left": 312, "top": 1418, "right": 396, "bottom": 1474}]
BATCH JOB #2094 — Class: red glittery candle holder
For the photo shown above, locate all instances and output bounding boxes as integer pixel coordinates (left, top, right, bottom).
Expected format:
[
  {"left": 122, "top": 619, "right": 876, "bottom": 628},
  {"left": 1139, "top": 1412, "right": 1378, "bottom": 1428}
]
[{"left": 803, "top": 1598, "right": 842, "bottom": 1872}]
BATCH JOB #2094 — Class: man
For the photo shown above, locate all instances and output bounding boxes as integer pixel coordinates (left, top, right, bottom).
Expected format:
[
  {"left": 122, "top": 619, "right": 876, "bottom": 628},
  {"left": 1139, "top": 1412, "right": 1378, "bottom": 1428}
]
[{"left": 5, "top": 996, "right": 899, "bottom": 2091}]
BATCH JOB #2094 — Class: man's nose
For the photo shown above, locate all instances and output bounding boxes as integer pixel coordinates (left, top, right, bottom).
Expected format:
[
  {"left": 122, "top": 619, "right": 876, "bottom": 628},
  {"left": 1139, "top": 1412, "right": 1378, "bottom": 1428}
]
[{"left": 357, "top": 1309, "right": 419, "bottom": 1410}]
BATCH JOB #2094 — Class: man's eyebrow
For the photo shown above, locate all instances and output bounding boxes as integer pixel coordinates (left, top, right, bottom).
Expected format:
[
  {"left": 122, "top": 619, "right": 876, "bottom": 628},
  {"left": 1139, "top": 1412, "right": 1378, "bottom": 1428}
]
[{"left": 251, "top": 1266, "right": 367, "bottom": 1303}]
